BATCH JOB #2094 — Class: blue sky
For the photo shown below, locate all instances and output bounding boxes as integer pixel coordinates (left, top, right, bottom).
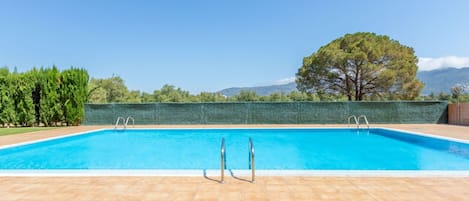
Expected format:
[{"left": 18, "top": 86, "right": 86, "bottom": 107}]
[{"left": 1, "top": 0, "right": 469, "bottom": 94}]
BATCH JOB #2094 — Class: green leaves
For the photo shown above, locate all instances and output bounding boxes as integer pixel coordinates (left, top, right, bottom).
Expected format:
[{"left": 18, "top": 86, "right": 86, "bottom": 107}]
[
  {"left": 0, "top": 66, "right": 88, "bottom": 127},
  {"left": 0, "top": 71, "right": 15, "bottom": 127},
  {"left": 296, "top": 32, "right": 424, "bottom": 101},
  {"left": 39, "top": 67, "right": 62, "bottom": 126},
  {"left": 60, "top": 68, "right": 89, "bottom": 126}
]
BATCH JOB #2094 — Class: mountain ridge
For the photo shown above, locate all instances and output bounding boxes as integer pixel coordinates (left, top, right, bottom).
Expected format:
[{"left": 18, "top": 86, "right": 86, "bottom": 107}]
[{"left": 218, "top": 67, "right": 469, "bottom": 97}]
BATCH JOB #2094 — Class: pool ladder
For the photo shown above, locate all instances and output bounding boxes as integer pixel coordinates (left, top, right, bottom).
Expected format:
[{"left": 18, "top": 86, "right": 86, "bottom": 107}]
[
  {"left": 114, "top": 116, "right": 135, "bottom": 129},
  {"left": 348, "top": 115, "right": 369, "bottom": 129},
  {"left": 220, "top": 138, "right": 226, "bottom": 183},
  {"left": 220, "top": 137, "right": 255, "bottom": 183},
  {"left": 248, "top": 137, "right": 255, "bottom": 183}
]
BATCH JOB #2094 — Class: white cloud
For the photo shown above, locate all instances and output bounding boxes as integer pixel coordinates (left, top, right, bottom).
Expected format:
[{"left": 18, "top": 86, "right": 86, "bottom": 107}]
[
  {"left": 272, "top": 77, "right": 296, "bottom": 85},
  {"left": 254, "top": 77, "right": 296, "bottom": 87},
  {"left": 418, "top": 56, "right": 469, "bottom": 71}
]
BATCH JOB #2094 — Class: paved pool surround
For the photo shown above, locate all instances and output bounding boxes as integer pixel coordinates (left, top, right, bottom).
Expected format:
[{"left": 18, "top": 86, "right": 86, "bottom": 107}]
[{"left": 1, "top": 124, "right": 468, "bottom": 201}]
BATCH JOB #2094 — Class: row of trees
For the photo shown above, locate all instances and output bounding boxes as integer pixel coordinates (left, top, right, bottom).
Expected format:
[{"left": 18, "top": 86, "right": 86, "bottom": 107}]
[
  {"left": 87, "top": 75, "right": 468, "bottom": 104},
  {"left": 87, "top": 77, "right": 320, "bottom": 103},
  {"left": 0, "top": 66, "right": 88, "bottom": 127}
]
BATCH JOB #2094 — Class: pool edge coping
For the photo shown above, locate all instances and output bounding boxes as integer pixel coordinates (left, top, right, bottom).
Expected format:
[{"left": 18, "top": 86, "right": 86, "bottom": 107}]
[{"left": 2, "top": 170, "right": 469, "bottom": 177}]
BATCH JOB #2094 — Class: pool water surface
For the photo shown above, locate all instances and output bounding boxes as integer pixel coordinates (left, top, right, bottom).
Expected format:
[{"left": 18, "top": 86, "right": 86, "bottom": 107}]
[{"left": 0, "top": 128, "right": 468, "bottom": 170}]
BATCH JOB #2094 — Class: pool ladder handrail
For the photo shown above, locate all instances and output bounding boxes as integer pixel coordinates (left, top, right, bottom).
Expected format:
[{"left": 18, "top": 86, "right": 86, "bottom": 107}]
[
  {"left": 358, "top": 115, "right": 370, "bottom": 129},
  {"left": 348, "top": 115, "right": 370, "bottom": 129},
  {"left": 248, "top": 137, "right": 255, "bottom": 183},
  {"left": 125, "top": 116, "right": 135, "bottom": 128},
  {"left": 115, "top": 116, "right": 135, "bottom": 129},
  {"left": 220, "top": 138, "right": 226, "bottom": 183},
  {"left": 347, "top": 115, "right": 359, "bottom": 129},
  {"left": 114, "top": 116, "right": 125, "bottom": 129}
]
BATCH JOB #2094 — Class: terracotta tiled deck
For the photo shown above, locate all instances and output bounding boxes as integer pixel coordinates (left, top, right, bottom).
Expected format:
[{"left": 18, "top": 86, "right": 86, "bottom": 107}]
[{"left": 1, "top": 124, "right": 469, "bottom": 201}]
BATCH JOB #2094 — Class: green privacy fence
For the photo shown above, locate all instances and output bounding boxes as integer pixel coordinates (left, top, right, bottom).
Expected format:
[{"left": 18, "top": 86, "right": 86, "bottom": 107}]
[{"left": 83, "top": 101, "right": 448, "bottom": 125}]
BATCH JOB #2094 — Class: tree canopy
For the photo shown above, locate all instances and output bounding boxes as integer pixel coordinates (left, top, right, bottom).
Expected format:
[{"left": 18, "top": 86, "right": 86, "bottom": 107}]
[{"left": 296, "top": 32, "right": 424, "bottom": 101}]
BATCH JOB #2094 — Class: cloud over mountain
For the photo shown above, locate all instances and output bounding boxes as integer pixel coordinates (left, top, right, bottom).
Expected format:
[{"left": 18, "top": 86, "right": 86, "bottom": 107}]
[{"left": 418, "top": 56, "right": 469, "bottom": 71}]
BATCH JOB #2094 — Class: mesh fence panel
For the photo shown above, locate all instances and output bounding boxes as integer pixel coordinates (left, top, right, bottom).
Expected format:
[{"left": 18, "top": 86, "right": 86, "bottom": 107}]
[
  {"left": 203, "top": 103, "right": 248, "bottom": 124},
  {"left": 348, "top": 102, "right": 398, "bottom": 123},
  {"left": 114, "top": 104, "right": 156, "bottom": 125},
  {"left": 249, "top": 103, "right": 298, "bottom": 124},
  {"left": 395, "top": 102, "right": 448, "bottom": 123},
  {"left": 83, "top": 104, "right": 115, "bottom": 125},
  {"left": 298, "top": 102, "right": 349, "bottom": 124},
  {"left": 83, "top": 101, "right": 448, "bottom": 125},
  {"left": 158, "top": 103, "right": 203, "bottom": 124}
]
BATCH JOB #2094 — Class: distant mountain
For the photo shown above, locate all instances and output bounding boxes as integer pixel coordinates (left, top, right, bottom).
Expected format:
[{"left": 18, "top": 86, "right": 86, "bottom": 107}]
[
  {"left": 218, "top": 82, "right": 297, "bottom": 97},
  {"left": 418, "top": 67, "right": 469, "bottom": 95},
  {"left": 218, "top": 67, "right": 469, "bottom": 97}
]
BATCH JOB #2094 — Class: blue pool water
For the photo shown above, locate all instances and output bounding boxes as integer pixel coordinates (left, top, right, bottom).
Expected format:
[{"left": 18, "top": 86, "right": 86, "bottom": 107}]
[{"left": 0, "top": 128, "right": 468, "bottom": 170}]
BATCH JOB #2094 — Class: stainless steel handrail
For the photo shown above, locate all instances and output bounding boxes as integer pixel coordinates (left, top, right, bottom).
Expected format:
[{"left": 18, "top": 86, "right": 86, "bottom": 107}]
[
  {"left": 114, "top": 116, "right": 125, "bottom": 129},
  {"left": 221, "top": 138, "right": 226, "bottom": 183},
  {"left": 248, "top": 137, "right": 255, "bottom": 183},
  {"left": 125, "top": 116, "right": 135, "bottom": 128},
  {"left": 358, "top": 115, "right": 370, "bottom": 129},
  {"left": 347, "top": 115, "right": 359, "bottom": 128}
]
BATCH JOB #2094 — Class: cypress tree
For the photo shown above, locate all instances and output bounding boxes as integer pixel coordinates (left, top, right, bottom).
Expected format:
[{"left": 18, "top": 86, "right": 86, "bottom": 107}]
[
  {"left": 0, "top": 68, "right": 15, "bottom": 127},
  {"left": 39, "top": 66, "right": 62, "bottom": 126},
  {"left": 11, "top": 72, "right": 35, "bottom": 126},
  {"left": 60, "top": 68, "right": 89, "bottom": 126}
]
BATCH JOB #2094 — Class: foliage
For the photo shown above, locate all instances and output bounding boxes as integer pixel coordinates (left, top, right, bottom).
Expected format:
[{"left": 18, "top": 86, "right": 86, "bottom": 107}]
[
  {"left": 420, "top": 92, "right": 469, "bottom": 103},
  {"left": 153, "top": 85, "right": 191, "bottom": 102},
  {"left": 88, "top": 76, "right": 129, "bottom": 103},
  {"left": 126, "top": 90, "right": 143, "bottom": 103},
  {"left": 286, "top": 91, "right": 311, "bottom": 101},
  {"left": 296, "top": 32, "right": 424, "bottom": 101},
  {"left": 194, "top": 92, "right": 227, "bottom": 102},
  {"left": 0, "top": 66, "right": 89, "bottom": 127},
  {"left": 85, "top": 78, "right": 326, "bottom": 103},
  {"left": 0, "top": 67, "right": 15, "bottom": 127},
  {"left": 260, "top": 93, "right": 290, "bottom": 102},
  {"left": 141, "top": 92, "right": 155, "bottom": 103},
  {"left": 39, "top": 67, "right": 62, "bottom": 126},
  {"left": 60, "top": 68, "right": 89, "bottom": 125},
  {"left": 11, "top": 72, "right": 35, "bottom": 126},
  {"left": 233, "top": 90, "right": 260, "bottom": 101}
]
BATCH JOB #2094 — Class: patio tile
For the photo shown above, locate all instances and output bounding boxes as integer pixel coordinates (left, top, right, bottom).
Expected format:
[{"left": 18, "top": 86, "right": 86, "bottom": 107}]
[{"left": 1, "top": 124, "right": 469, "bottom": 200}]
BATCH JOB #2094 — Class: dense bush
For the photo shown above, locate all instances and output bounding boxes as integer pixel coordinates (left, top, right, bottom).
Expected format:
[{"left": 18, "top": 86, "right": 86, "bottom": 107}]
[{"left": 0, "top": 66, "right": 88, "bottom": 127}]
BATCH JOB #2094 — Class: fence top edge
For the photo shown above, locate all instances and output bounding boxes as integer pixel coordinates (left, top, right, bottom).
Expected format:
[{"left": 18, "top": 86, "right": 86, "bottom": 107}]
[{"left": 85, "top": 101, "right": 448, "bottom": 105}]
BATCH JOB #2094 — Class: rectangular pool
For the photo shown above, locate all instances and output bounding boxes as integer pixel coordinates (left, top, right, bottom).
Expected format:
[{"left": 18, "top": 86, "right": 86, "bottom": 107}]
[{"left": 0, "top": 128, "right": 468, "bottom": 171}]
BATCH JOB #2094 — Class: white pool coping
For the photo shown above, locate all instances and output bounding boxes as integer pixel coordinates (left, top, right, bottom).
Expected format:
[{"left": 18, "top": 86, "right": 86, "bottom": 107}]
[
  {"left": 1, "top": 169, "right": 469, "bottom": 177},
  {"left": 1, "top": 127, "right": 469, "bottom": 177}
]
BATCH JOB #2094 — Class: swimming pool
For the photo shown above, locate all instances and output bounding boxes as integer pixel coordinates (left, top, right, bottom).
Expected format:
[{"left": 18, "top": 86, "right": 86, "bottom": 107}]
[{"left": 0, "top": 128, "right": 468, "bottom": 171}]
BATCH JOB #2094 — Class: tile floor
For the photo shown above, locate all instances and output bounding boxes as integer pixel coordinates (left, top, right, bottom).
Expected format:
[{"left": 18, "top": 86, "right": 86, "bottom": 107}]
[{"left": 1, "top": 176, "right": 469, "bottom": 201}]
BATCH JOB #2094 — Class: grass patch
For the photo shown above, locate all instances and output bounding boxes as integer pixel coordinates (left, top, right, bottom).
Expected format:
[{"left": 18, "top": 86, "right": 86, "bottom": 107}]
[{"left": 0, "top": 127, "right": 58, "bottom": 137}]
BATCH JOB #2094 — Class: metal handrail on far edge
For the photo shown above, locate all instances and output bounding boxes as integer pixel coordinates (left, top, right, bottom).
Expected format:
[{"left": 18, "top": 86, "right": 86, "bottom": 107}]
[
  {"left": 220, "top": 138, "right": 226, "bottom": 183},
  {"left": 125, "top": 116, "right": 135, "bottom": 128},
  {"left": 248, "top": 137, "right": 255, "bottom": 183},
  {"left": 347, "top": 115, "right": 359, "bottom": 129},
  {"left": 114, "top": 116, "right": 125, "bottom": 129},
  {"left": 358, "top": 115, "right": 370, "bottom": 129}
]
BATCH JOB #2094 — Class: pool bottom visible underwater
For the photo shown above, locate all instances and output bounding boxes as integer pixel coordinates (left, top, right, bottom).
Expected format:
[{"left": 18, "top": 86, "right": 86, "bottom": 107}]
[{"left": 0, "top": 128, "right": 468, "bottom": 170}]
